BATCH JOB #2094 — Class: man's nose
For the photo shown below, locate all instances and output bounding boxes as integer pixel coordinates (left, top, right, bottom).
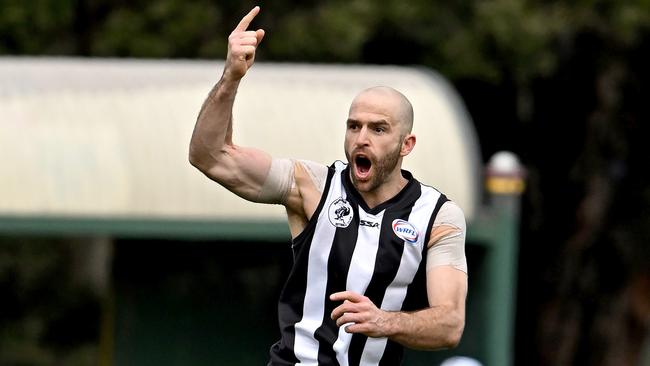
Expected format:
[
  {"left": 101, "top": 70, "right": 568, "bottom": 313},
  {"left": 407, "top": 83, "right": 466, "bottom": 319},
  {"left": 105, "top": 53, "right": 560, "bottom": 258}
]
[{"left": 355, "top": 126, "right": 370, "bottom": 147}]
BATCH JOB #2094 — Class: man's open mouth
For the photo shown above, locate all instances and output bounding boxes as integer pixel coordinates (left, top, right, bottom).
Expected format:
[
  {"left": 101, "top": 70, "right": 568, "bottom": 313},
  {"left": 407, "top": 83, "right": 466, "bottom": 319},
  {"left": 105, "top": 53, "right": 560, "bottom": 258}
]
[{"left": 354, "top": 155, "right": 372, "bottom": 179}]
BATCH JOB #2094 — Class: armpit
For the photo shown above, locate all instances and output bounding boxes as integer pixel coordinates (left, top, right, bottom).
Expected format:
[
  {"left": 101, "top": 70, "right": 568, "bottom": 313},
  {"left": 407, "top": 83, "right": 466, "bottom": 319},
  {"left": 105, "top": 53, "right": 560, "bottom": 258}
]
[{"left": 296, "top": 160, "right": 328, "bottom": 193}]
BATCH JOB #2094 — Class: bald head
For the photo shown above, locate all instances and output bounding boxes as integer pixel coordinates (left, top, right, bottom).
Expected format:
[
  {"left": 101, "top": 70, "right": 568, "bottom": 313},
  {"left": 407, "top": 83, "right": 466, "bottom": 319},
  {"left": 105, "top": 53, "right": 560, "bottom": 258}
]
[{"left": 350, "top": 86, "right": 414, "bottom": 136}]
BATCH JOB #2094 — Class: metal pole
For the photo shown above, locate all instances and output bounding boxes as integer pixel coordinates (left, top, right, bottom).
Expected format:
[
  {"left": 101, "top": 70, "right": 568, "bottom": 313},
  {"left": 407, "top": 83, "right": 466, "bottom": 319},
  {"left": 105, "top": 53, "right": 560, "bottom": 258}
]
[{"left": 483, "top": 151, "right": 524, "bottom": 366}]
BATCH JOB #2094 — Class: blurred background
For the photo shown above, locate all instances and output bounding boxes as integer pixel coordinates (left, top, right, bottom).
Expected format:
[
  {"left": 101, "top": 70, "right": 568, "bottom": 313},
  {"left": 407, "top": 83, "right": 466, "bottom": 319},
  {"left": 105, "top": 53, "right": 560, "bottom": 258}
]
[{"left": 1, "top": 0, "right": 649, "bottom": 365}]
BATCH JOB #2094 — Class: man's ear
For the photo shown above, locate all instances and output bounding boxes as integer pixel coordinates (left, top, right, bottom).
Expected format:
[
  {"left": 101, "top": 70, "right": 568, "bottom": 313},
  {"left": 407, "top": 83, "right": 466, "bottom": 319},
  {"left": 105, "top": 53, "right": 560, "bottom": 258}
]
[{"left": 400, "top": 134, "right": 416, "bottom": 157}]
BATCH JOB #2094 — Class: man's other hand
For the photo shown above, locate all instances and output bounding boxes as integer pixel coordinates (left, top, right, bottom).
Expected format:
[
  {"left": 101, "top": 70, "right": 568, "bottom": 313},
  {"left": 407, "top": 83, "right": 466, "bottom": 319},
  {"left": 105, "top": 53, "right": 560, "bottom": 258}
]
[{"left": 330, "top": 291, "right": 395, "bottom": 338}]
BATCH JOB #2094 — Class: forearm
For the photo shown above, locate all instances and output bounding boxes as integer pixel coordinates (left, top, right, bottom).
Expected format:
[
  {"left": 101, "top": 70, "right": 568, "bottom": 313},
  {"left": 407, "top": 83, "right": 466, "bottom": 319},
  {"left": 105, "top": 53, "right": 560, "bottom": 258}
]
[
  {"left": 384, "top": 305, "right": 464, "bottom": 350},
  {"left": 189, "top": 75, "right": 240, "bottom": 170}
]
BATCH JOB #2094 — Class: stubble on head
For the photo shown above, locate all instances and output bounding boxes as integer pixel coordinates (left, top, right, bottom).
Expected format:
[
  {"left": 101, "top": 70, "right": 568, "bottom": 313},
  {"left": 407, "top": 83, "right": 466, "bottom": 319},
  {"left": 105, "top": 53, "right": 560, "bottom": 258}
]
[{"left": 345, "top": 86, "right": 415, "bottom": 193}]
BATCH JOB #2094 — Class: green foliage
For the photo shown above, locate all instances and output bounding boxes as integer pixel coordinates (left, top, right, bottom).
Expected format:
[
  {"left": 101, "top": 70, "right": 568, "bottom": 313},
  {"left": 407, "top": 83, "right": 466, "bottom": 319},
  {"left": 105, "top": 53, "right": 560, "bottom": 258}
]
[
  {"left": 0, "top": 238, "right": 100, "bottom": 366},
  {"left": 1, "top": 0, "right": 649, "bottom": 84},
  {"left": 0, "top": 0, "right": 75, "bottom": 54},
  {"left": 91, "top": 0, "right": 224, "bottom": 57},
  {"left": 265, "top": 1, "right": 376, "bottom": 62},
  {"left": 446, "top": 0, "right": 565, "bottom": 82}
]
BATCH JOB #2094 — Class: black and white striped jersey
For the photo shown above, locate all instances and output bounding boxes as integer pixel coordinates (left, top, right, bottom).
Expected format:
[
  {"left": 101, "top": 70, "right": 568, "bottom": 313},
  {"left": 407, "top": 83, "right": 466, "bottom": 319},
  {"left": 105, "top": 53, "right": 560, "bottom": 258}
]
[{"left": 269, "top": 161, "right": 448, "bottom": 366}]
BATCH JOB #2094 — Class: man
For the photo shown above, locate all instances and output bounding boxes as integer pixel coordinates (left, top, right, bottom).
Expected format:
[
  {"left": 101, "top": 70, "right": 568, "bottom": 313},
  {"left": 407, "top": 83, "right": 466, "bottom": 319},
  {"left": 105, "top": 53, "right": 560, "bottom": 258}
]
[{"left": 189, "top": 6, "right": 468, "bottom": 365}]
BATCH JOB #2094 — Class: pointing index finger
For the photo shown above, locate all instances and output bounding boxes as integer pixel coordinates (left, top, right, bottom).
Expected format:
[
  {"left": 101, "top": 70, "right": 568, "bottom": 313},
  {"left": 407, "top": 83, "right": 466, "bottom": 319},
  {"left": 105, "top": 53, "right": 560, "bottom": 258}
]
[
  {"left": 234, "top": 6, "right": 260, "bottom": 32},
  {"left": 330, "top": 291, "right": 365, "bottom": 303}
]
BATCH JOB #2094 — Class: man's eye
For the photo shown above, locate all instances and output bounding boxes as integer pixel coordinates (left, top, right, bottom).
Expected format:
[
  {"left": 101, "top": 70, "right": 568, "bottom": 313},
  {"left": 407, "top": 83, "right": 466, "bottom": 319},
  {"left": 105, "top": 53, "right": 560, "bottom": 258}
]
[{"left": 374, "top": 127, "right": 385, "bottom": 133}]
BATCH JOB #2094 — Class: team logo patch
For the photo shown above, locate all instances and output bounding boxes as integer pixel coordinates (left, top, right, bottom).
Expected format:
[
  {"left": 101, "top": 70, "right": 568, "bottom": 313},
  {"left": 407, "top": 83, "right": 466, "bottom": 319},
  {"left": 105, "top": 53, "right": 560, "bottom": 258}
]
[
  {"left": 392, "top": 219, "right": 419, "bottom": 244},
  {"left": 328, "top": 197, "right": 354, "bottom": 228}
]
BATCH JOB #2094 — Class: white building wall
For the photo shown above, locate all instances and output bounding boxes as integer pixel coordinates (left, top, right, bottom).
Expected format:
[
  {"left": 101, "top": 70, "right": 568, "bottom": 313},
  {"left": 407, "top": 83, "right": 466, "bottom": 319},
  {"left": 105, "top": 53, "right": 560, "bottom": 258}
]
[{"left": 0, "top": 58, "right": 480, "bottom": 221}]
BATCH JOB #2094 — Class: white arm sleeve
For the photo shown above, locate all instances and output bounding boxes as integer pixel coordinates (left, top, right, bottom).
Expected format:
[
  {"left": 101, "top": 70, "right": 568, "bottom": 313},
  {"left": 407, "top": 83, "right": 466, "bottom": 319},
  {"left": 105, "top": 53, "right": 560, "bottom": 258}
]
[
  {"left": 426, "top": 201, "right": 468, "bottom": 273},
  {"left": 257, "top": 158, "right": 294, "bottom": 204},
  {"left": 257, "top": 158, "right": 328, "bottom": 204}
]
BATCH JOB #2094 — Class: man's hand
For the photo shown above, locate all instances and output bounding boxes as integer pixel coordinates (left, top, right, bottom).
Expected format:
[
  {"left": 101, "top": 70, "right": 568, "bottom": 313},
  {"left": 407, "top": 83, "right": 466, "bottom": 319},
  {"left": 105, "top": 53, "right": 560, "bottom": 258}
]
[
  {"left": 330, "top": 291, "right": 395, "bottom": 338},
  {"left": 224, "top": 6, "right": 265, "bottom": 81}
]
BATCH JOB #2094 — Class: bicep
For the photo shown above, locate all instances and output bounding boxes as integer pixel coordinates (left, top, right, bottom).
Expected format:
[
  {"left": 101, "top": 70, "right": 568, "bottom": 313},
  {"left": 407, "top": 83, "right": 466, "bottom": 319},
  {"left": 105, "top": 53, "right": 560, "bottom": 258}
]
[
  {"left": 202, "top": 144, "right": 278, "bottom": 203},
  {"left": 426, "top": 266, "right": 467, "bottom": 310},
  {"left": 425, "top": 200, "right": 468, "bottom": 308}
]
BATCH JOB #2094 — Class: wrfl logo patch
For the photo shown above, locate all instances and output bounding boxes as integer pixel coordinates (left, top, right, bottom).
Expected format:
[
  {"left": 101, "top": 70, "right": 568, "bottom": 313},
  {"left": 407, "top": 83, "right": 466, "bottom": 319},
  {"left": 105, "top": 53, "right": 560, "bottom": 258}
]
[{"left": 392, "top": 219, "right": 419, "bottom": 244}]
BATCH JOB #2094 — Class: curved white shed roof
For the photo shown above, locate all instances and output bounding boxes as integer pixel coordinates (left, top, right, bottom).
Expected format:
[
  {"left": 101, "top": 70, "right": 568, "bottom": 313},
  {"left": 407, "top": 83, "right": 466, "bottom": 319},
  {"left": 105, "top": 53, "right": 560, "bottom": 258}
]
[{"left": 0, "top": 57, "right": 480, "bottom": 221}]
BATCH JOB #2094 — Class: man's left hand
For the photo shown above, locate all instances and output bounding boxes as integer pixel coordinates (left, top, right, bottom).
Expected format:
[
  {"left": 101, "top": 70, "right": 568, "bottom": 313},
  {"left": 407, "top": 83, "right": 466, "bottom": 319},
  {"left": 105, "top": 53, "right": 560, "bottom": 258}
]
[{"left": 330, "top": 291, "right": 395, "bottom": 338}]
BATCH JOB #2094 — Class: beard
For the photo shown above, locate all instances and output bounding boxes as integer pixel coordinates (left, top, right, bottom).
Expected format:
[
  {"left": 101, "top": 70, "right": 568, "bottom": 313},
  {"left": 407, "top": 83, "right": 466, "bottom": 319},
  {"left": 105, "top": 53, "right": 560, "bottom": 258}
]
[{"left": 347, "top": 142, "right": 402, "bottom": 193}]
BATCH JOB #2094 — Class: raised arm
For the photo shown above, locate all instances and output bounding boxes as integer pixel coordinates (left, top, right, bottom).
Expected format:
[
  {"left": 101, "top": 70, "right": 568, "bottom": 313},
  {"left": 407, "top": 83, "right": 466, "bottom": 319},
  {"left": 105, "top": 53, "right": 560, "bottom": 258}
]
[{"left": 189, "top": 6, "right": 273, "bottom": 203}]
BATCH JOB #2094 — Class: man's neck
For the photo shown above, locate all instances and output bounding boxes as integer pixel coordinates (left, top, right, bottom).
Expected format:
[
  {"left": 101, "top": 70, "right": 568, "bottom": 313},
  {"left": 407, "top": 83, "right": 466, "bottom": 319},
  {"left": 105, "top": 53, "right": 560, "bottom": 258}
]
[{"left": 357, "top": 170, "right": 409, "bottom": 210}]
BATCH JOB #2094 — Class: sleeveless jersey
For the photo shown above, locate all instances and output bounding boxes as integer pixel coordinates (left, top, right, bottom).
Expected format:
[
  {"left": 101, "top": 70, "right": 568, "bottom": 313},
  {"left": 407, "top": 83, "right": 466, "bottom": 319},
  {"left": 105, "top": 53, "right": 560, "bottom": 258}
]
[{"left": 269, "top": 161, "right": 448, "bottom": 366}]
